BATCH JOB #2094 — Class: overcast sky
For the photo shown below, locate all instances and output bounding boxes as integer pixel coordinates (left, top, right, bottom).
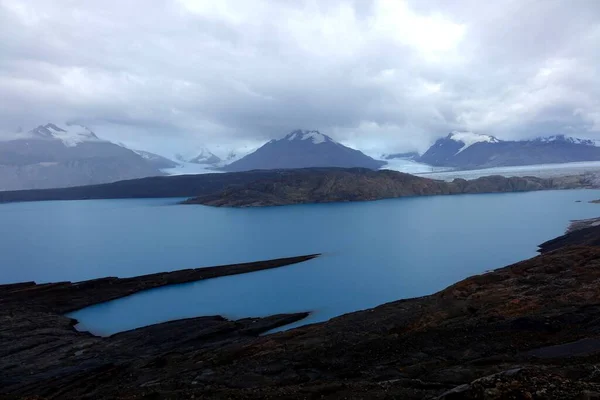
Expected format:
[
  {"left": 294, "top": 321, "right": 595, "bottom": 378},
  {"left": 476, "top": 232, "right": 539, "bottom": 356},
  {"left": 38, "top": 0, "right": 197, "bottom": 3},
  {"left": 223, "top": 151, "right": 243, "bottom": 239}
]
[{"left": 1, "top": 0, "right": 599, "bottom": 156}]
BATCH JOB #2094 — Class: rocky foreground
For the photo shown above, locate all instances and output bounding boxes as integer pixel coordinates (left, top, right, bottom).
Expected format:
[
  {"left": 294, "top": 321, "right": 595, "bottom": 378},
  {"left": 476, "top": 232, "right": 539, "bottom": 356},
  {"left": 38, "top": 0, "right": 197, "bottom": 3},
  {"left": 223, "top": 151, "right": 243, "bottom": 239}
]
[
  {"left": 3, "top": 230, "right": 600, "bottom": 398},
  {"left": 185, "top": 168, "right": 593, "bottom": 207}
]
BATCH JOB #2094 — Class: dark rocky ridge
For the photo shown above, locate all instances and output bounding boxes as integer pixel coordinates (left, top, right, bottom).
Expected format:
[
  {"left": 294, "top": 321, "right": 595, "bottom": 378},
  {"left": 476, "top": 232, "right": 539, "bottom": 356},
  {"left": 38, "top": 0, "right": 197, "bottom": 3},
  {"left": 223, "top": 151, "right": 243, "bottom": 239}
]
[
  {"left": 2, "top": 167, "right": 594, "bottom": 206},
  {"left": 0, "top": 169, "right": 311, "bottom": 203},
  {"left": 5, "top": 228, "right": 600, "bottom": 398},
  {"left": 185, "top": 168, "right": 592, "bottom": 207}
]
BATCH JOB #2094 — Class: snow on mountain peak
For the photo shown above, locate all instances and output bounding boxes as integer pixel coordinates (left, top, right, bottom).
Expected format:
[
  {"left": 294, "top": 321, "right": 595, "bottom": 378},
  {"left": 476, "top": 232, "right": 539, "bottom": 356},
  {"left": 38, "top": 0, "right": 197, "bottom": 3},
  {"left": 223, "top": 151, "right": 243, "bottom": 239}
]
[
  {"left": 284, "top": 130, "right": 334, "bottom": 145},
  {"left": 28, "top": 123, "right": 101, "bottom": 147},
  {"left": 533, "top": 135, "right": 598, "bottom": 146},
  {"left": 448, "top": 131, "right": 500, "bottom": 154}
]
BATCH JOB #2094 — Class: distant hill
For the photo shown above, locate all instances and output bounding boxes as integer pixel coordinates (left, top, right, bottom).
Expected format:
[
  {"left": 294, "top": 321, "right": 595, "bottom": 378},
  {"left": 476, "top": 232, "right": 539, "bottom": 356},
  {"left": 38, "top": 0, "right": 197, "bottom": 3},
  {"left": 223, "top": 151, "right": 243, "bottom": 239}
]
[
  {"left": 419, "top": 131, "right": 600, "bottom": 169},
  {"left": 222, "top": 130, "right": 386, "bottom": 172},
  {"left": 0, "top": 123, "right": 164, "bottom": 191}
]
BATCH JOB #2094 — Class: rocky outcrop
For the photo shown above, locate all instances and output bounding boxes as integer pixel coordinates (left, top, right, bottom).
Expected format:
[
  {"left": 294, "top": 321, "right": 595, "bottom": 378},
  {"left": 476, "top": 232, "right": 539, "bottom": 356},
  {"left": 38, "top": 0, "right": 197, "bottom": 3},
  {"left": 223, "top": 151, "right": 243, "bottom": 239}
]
[
  {"left": 185, "top": 168, "right": 592, "bottom": 207},
  {"left": 5, "top": 228, "right": 600, "bottom": 398}
]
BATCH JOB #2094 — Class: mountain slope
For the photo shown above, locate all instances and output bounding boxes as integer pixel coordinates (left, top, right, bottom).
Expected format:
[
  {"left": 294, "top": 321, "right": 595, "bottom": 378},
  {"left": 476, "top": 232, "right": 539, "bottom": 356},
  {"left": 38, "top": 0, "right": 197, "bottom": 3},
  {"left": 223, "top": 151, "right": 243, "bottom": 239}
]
[
  {"left": 0, "top": 123, "right": 164, "bottom": 191},
  {"left": 419, "top": 132, "right": 600, "bottom": 169},
  {"left": 222, "top": 130, "right": 386, "bottom": 172},
  {"left": 132, "top": 150, "right": 178, "bottom": 169}
]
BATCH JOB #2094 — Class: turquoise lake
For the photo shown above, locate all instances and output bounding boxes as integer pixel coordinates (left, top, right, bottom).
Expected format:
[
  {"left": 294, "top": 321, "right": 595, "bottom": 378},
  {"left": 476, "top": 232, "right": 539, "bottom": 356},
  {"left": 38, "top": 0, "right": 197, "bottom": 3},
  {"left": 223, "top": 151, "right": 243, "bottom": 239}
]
[{"left": 1, "top": 189, "right": 600, "bottom": 335}]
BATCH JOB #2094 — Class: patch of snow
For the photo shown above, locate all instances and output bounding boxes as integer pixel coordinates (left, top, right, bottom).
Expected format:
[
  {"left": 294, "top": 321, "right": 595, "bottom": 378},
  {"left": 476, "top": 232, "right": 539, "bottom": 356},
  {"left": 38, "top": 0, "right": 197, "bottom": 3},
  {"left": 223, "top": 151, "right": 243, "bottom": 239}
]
[
  {"left": 449, "top": 131, "right": 500, "bottom": 154},
  {"left": 132, "top": 150, "right": 153, "bottom": 160},
  {"left": 534, "top": 135, "right": 598, "bottom": 146},
  {"left": 300, "top": 131, "right": 327, "bottom": 144},
  {"left": 44, "top": 123, "right": 101, "bottom": 147},
  {"left": 283, "top": 130, "right": 334, "bottom": 145}
]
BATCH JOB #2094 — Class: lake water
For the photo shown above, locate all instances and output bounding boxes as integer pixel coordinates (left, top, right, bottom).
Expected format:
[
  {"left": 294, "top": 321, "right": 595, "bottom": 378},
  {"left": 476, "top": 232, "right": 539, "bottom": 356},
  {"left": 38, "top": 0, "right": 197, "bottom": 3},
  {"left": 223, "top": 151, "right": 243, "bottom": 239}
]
[{"left": 2, "top": 190, "right": 600, "bottom": 335}]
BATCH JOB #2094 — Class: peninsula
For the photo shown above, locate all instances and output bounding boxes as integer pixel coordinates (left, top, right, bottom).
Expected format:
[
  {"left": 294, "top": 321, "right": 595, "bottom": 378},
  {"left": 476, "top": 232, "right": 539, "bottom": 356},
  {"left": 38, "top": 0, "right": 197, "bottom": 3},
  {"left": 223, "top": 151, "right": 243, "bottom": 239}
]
[{"left": 184, "top": 168, "right": 593, "bottom": 207}]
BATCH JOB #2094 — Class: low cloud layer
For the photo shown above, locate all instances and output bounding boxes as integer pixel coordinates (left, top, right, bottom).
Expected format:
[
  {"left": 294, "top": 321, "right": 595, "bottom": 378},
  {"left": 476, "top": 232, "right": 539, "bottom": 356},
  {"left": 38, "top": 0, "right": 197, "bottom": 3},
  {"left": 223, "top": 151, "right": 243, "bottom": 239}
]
[{"left": 1, "top": 0, "right": 599, "bottom": 156}]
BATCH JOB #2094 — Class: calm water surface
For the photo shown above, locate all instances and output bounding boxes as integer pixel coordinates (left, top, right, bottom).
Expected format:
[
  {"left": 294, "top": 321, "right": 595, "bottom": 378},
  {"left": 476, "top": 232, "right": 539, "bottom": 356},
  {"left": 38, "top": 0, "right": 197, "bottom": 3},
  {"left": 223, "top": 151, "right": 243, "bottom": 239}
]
[{"left": 1, "top": 190, "right": 599, "bottom": 335}]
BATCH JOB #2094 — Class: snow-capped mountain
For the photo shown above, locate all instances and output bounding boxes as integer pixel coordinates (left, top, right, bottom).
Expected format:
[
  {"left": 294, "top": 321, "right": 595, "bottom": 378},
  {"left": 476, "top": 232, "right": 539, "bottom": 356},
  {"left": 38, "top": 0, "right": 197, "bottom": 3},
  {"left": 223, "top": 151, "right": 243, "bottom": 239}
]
[
  {"left": 419, "top": 131, "right": 600, "bottom": 169},
  {"left": 0, "top": 123, "right": 165, "bottom": 191},
  {"left": 23, "top": 123, "right": 104, "bottom": 147},
  {"left": 222, "top": 129, "right": 386, "bottom": 172},
  {"left": 419, "top": 131, "right": 500, "bottom": 166}
]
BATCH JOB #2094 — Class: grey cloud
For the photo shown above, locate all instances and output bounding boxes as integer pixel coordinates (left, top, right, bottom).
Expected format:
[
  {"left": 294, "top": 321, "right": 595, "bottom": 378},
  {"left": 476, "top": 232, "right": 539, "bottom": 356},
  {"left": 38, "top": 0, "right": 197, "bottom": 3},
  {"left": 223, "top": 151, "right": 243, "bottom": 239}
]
[{"left": 0, "top": 0, "right": 599, "bottom": 156}]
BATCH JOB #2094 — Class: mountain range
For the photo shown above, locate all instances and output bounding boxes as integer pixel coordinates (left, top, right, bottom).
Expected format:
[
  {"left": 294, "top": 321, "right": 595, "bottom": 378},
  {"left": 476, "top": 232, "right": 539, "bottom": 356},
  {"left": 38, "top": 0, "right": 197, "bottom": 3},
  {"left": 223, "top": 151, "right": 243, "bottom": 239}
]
[
  {"left": 4, "top": 123, "right": 600, "bottom": 191},
  {"left": 418, "top": 131, "right": 600, "bottom": 169}
]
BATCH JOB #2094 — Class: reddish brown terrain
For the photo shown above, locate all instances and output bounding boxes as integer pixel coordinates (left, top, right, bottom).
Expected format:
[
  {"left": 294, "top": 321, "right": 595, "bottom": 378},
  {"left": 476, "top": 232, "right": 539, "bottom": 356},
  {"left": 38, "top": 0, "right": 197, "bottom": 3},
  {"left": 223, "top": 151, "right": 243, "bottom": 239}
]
[{"left": 3, "top": 229, "right": 600, "bottom": 399}]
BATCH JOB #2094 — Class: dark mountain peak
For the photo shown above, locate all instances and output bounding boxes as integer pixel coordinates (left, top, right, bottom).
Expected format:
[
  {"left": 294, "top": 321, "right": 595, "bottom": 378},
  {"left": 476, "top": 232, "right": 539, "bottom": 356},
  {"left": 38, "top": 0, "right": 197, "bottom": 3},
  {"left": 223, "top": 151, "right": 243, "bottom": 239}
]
[{"left": 222, "top": 129, "right": 384, "bottom": 172}]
